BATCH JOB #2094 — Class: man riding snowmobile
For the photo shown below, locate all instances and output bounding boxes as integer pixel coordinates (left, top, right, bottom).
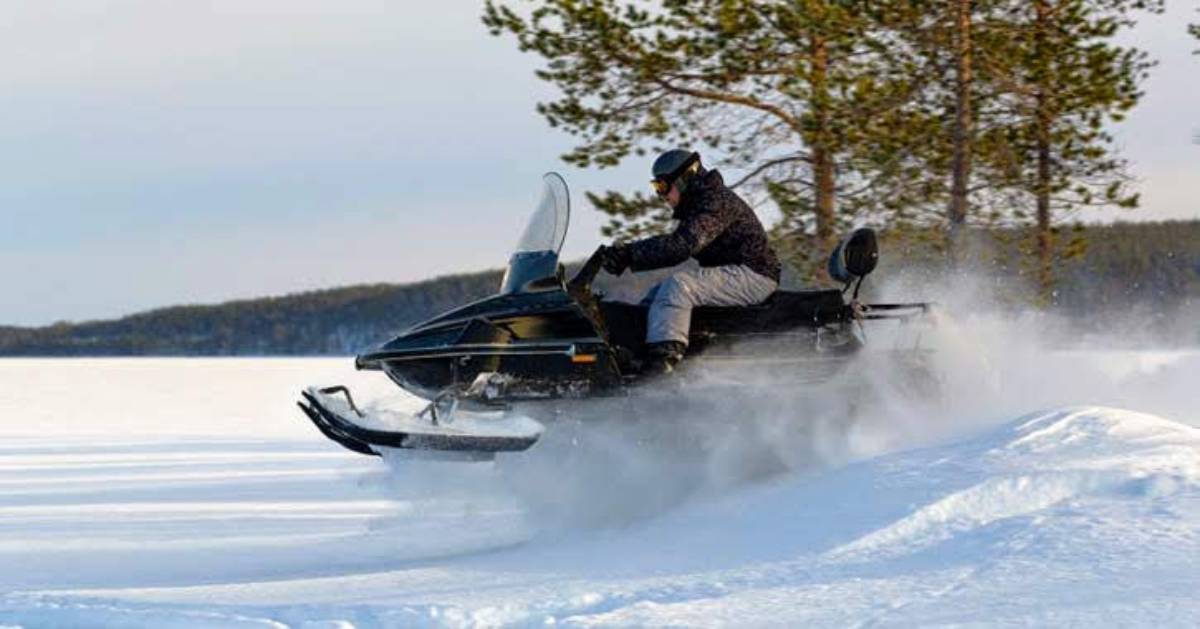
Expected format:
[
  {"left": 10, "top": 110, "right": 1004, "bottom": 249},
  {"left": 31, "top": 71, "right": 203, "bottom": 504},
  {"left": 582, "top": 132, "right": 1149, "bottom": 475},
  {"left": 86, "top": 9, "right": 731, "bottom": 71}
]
[
  {"left": 299, "top": 169, "right": 931, "bottom": 458},
  {"left": 601, "top": 150, "right": 782, "bottom": 373}
]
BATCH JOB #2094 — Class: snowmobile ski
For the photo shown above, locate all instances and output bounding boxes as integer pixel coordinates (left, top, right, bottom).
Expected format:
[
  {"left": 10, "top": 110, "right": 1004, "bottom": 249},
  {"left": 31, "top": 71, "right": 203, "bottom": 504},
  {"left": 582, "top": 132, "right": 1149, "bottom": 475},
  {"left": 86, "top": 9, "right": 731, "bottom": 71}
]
[{"left": 298, "top": 386, "right": 543, "bottom": 457}]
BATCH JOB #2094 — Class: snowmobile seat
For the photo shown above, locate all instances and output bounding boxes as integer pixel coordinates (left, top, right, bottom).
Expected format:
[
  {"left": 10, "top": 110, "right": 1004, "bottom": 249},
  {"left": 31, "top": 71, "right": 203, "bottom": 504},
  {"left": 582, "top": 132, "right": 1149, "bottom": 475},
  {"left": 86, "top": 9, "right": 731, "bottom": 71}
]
[
  {"left": 691, "top": 289, "right": 849, "bottom": 334},
  {"left": 598, "top": 288, "right": 849, "bottom": 353}
]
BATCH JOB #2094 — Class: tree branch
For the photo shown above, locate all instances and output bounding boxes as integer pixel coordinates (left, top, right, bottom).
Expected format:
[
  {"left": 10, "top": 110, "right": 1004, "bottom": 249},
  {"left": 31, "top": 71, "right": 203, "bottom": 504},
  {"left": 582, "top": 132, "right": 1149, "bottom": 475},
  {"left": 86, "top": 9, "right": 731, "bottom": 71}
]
[
  {"left": 654, "top": 77, "right": 805, "bottom": 135},
  {"left": 728, "top": 154, "right": 810, "bottom": 189}
]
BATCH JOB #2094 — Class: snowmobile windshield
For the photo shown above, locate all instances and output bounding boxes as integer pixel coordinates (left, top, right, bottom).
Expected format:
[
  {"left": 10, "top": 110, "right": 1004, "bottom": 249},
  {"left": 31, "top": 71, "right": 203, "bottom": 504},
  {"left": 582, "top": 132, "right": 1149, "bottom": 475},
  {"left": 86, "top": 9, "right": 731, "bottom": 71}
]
[
  {"left": 513, "top": 172, "right": 570, "bottom": 255},
  {"left": 500, "top": 173, "right": 571, "bottom": 294}
]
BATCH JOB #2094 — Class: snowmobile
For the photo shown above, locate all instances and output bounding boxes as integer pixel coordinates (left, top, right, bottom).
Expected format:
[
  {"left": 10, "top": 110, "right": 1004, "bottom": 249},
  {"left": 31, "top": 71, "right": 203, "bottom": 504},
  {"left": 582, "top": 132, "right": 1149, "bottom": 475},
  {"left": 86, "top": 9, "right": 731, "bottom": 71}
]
[{"left": 298, "top": 173, "right": 930, "bottom": 459}]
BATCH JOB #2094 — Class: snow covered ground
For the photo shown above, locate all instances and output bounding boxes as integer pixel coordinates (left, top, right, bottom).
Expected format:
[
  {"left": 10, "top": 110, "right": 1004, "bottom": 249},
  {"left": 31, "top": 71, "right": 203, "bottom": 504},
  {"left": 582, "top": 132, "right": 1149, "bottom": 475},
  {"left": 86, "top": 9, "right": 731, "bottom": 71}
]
[{"left": 0, "top": 338, "right": 1198, "bottom": 627}]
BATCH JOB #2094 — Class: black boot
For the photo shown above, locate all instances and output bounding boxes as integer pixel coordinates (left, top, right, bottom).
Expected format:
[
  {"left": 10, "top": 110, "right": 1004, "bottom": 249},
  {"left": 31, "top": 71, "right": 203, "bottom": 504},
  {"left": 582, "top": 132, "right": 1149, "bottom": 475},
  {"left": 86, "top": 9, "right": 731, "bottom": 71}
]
[{"left": 643, "top": 341, "right": 686, "bottom": 376}]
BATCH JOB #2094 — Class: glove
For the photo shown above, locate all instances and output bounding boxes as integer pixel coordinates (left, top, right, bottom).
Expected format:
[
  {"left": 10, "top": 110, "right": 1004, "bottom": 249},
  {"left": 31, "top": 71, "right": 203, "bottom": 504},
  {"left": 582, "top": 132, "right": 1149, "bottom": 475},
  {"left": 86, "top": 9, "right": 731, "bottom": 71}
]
[{"left": 602, "top": 244, "right": 631, "bottom": 276}]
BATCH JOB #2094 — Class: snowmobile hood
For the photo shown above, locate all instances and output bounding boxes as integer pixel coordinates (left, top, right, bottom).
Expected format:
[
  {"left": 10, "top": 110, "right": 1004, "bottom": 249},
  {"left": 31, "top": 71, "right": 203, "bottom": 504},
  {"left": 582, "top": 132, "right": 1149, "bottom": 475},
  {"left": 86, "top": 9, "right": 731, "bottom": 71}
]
[{"left": 355, "top": 288, "right": 603, "bottom": 371}]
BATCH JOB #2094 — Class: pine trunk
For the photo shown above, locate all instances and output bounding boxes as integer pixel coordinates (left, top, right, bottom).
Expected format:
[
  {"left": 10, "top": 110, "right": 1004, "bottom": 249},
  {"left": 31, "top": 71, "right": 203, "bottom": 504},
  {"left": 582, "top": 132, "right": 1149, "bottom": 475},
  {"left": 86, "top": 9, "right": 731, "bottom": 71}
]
[
  {"left": 947, "top": 0, "right": 973, "bottom": 262},
  {"left": 1035, "top": 98, "right": 1053, "bottom": 302},
  {"left": 811, "top": 35, "right": 836, "bottom": 254},
  {"left": 1034, "top": 0, "right": 1054, "bottom": 302}
]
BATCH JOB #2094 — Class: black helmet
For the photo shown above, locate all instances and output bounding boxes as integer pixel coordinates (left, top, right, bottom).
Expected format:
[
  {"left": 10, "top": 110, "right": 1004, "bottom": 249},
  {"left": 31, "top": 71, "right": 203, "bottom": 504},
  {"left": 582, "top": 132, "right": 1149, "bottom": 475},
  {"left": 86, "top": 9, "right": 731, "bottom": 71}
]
[{"left": 651, "top": 149, "right": 704, "bottom": 196}]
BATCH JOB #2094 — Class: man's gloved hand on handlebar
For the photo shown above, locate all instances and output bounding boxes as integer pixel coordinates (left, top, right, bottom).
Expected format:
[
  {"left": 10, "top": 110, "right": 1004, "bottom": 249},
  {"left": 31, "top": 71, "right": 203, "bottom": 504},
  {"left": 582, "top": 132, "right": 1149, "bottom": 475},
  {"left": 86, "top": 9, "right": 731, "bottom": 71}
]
[{"left": 601, "top": 244, "right": 632, "bottom": 276}]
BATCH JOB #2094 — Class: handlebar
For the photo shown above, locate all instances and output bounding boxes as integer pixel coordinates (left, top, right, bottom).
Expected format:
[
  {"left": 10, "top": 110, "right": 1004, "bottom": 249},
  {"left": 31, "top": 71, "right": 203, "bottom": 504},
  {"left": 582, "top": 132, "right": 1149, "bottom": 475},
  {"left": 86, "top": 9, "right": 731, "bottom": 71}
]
[{"left": 568, "top": 245, "right": 607, "bottom": 294}]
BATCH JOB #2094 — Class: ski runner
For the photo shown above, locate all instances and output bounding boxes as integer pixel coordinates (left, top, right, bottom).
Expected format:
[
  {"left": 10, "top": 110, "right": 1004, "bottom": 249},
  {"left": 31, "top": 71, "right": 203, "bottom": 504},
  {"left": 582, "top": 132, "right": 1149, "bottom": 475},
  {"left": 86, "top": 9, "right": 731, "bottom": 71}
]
[{"left": 602, "top": 150, "right": 782, "bottom": 374}]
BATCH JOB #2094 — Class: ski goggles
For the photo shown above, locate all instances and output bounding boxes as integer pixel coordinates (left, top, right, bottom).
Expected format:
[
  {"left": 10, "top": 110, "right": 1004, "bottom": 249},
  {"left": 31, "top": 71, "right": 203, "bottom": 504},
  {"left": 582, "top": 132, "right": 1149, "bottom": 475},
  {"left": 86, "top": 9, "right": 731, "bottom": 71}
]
[{"left": 650, "top": 178, "right": 671, "bottom": 196}]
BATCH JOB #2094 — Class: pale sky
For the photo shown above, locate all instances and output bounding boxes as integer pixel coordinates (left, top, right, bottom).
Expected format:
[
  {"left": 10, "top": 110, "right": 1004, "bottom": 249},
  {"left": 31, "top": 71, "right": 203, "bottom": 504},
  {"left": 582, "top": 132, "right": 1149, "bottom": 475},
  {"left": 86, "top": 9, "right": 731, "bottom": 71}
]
[{"left": 2, "top": 1, "right": 1197, "bottom": 326}]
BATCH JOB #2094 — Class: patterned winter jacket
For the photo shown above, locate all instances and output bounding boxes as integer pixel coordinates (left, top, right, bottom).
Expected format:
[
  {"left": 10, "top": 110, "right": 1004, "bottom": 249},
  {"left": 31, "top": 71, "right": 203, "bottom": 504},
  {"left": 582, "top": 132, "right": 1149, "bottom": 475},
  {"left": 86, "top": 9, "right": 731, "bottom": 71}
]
[{"left": 627, "top": 169, "right": 781, "bottom": 283}]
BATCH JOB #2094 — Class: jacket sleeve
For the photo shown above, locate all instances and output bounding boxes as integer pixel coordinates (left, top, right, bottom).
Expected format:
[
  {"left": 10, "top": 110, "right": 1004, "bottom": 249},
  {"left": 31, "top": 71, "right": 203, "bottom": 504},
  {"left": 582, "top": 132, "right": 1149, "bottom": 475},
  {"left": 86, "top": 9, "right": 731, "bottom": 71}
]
[{"left": 626, "top": 195, "right": 738, "bottom": 271}]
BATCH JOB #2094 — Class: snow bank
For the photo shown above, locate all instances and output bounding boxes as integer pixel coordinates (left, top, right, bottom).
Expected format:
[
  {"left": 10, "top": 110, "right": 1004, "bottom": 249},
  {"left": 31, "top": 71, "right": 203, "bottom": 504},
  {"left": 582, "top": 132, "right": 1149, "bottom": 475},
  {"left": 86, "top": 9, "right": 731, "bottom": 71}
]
[
  {"left": 536, "top": 405, "right": 1200, "bottom": 626},
  {"left": 826, "top": 406, "right": 1200, "bottom": 563},
  {"left": 1, "top": 399, "right": 1196, "bottom": 627}
]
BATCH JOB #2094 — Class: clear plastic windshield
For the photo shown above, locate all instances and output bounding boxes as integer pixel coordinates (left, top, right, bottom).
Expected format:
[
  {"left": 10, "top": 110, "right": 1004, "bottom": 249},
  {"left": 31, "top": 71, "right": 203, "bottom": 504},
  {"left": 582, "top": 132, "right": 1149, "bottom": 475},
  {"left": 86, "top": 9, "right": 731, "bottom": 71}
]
[
  {"left": 499, "top": 173, "right": 571, "bottom": 294},
  {"left": 512, "top": 172, "right": 570, "bottom": 255}
]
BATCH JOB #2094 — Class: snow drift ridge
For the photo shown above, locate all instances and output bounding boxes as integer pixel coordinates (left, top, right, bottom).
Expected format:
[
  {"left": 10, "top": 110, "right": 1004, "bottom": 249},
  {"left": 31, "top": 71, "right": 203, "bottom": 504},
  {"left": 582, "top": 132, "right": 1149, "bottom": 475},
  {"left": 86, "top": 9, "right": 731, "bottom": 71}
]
[{"left": 826, "top": 406, "right": 1200, "bottom": 563}]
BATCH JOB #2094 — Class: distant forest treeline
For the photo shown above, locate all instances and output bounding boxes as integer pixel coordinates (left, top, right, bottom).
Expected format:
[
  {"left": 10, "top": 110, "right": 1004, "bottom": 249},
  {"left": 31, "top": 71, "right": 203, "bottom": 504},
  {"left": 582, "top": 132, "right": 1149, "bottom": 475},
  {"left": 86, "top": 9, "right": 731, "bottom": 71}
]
[
  {"left": 0, "top": 272, "right": 504, "bottom": 356},
  {"left": 1, "top": 220, "right": 1196, "bottom": 356}
]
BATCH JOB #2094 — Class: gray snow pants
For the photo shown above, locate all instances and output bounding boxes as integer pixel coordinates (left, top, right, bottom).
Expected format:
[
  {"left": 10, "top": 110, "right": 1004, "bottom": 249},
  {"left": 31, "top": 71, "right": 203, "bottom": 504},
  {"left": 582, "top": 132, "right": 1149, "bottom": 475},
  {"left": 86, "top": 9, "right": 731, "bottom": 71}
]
[{"left": 645, "top": 265, "right": 779, "bottom": 345}]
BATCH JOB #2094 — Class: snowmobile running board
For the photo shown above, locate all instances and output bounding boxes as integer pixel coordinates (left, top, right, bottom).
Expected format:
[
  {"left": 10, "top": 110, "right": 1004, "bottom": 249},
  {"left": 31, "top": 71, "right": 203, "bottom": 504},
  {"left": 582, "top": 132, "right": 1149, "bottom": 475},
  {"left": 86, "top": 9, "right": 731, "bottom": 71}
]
[{"left": 297, "top": 387, "right": 542, "bottom": 458}]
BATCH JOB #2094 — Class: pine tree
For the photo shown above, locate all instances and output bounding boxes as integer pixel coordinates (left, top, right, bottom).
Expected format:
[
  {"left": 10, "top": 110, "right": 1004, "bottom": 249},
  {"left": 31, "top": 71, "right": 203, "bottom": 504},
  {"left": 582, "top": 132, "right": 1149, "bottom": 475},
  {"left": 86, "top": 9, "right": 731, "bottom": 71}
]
[
  {"left": 482, "top": 1, "right": 937, "bottom": 276},
  {"left": 981, "top": 0, "right": 1160, "bottom": 301},
  {"left": 898, "top": 0, "right": 1025, "bottom": 257}
]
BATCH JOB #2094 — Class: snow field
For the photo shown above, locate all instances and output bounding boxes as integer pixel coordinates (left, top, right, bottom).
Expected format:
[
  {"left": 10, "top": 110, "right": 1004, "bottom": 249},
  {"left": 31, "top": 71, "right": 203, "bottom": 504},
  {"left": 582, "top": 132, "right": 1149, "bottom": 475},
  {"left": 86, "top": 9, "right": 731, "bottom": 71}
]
[{"left": 0, "top": 336, "right": 1196, "bottom": 626}]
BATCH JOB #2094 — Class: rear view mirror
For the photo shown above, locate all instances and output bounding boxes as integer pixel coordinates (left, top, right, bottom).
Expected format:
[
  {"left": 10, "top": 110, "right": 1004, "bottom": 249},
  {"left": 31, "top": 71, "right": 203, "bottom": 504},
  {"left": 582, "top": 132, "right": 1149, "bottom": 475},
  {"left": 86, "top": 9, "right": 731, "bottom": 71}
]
[{"left": 827, "top": 228, "right": 878, "bottom": 284}]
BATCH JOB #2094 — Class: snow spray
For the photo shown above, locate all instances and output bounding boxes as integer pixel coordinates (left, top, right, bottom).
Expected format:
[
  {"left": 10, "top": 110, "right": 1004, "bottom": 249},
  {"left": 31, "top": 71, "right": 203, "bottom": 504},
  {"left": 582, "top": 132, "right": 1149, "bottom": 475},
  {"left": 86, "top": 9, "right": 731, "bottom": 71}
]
[{"left": 378, "top": 269, "right": 1198, "bottom": 533}]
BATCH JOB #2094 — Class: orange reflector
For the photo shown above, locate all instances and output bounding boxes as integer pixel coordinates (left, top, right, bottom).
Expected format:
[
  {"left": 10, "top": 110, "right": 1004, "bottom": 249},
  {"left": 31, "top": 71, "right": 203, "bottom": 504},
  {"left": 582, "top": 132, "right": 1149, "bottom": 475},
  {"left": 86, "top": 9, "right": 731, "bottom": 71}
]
[{"left": 571, "top": 354, "right": 598, "bottom": 364}]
